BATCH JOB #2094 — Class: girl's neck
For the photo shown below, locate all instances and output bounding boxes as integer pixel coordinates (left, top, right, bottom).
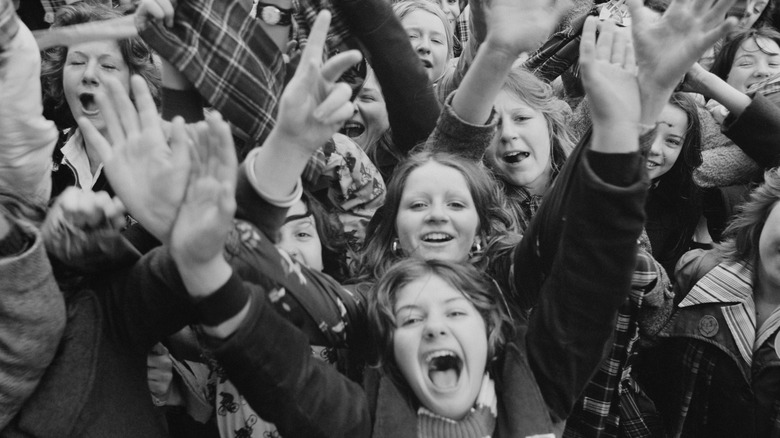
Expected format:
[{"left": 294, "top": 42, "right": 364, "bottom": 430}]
[
  {"left": 81, "top": 128, "right": 105, "bottom": 176},
  {"left": 754, "top": 264, "right": 780, "bottom": 327}
]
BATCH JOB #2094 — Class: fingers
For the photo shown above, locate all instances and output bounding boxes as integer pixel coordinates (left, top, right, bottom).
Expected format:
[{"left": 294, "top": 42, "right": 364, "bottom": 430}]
[
  {"left": 204, "top": 112, "right": 237, "bottom": 186},
  {"left": 77, "top": 116, "right": 114, "bottom": 164},
  {"left": 320, "top": 50, "right": 364, "bottom": 83},
  {"left": 131, "top": 75, "right": 161, "bottom": 132},
  {"left": 56, "top": 188, "right": 126, "bottom": 229},
  {"left": 596, "top": 20, "right": 617, "bottom": 61},
  {"left": 170, "top": 116, "right": 192, "bottom": 179},
  {"left": 580, "top": 16, "right": 598, "bottom": 64},
  {"left": 624, "top": 33, "right": 637, "bottom": 71},
  {"left": 300, "top": 10, "right": 331, "bottom": 66},
  {"left": 104, "top": 75, "right": 140, "bottom": 137},
  {"left": 158, "top": 0, "right": 175, "bottom": 28},
  {"left": 313, "top": 82, "right": 355, "bottom": 124},
  {"left": 611, "top": 26, "right": 630, "bottom": 66},
  {"left": 625, "top": 0, "right": 648, "bottom": 28}
]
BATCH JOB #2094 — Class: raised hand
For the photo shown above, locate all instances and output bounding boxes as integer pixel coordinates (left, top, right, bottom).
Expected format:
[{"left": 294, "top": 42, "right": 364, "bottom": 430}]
[
  {"left": 78, "top": 75, "right": 191, "bottom": 244},
  {"left": 274, "top": 10, "right": 362, "bottom": 153},
  {"left": 250, "top": 10, "right": 362, "bottom": 202},
  {"left": 483, "top": 0, "right": 574, "bottom": 55},
  {"left": 134, "top": 0, "right": 176, "bottom": 29},
  {"left": 580, "top": 18, "right": 640, "bottom": 132},
  {"left": 628, "top": 0, "right": 738, "bottom": 123},
  {"left": 169, "top": 112, "right": 237, "bottom": 278}
]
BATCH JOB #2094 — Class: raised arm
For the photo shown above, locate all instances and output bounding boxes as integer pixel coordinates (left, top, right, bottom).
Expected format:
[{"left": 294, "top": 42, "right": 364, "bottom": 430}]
[
  {"left": 333, "top": 0, "right": 441, "bottom": 155},
  {"left": 683, "top": 62, "right": 780, "bottom": 167},
  {"left": 523, "top": 17, "right": 647, "bottom": 419},
  {"left": 0, "top": 2, "right": 58, "bottom": 205}
]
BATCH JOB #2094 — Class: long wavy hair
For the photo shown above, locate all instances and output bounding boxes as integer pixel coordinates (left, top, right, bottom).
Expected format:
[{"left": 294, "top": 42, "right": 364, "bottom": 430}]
[
  {"left": 717, "top": 168, "right": 780, "bottom": 266},
  {"left": 40, "top": 2, "right": 161, "bottom": 131},
  {"left": 353, "top": 151, "right": 519, "bottom": 282},
  {"left": 367, "top": 259, "right": 513, "bottom": 395}
]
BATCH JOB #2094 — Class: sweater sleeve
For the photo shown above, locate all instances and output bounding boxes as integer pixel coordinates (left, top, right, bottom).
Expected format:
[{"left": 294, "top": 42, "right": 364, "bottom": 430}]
[
  {"left": 334, "top": 0, "right": 441, "bottom": 155},
  {"left": 0, "top": 14, "right": 58, "bottom": 205},
  {"left": 721, "top": 93, "right": 780, "bottom": 168},
  {"left": 423, "top": 91, "right": 498, "bottom": 162},
  {"left": 0, "top": 218, "right": 66, "bottom": 429},
  {"left": 209, "top": 288, "right": 372, "bottom": 438},
  {"left": 521, "top": 136, "right": 649, "bottom": 420}
]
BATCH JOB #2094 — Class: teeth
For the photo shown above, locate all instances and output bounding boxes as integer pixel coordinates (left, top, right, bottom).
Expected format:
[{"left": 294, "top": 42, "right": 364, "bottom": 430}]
[
  {"left": 422, "top": 232, "right": 452, "bottom": 242},
  {"left": 503, "top": 151, "right": 530, "bottom": 163},
  {"left": 425, "top": 350, "right": 457, "bottom": 363}
]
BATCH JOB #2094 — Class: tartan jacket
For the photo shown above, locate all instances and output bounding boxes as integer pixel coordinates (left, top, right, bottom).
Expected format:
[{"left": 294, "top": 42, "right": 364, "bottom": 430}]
[{"left": 635, "top": 249, "right": 780, "bottom": 437}]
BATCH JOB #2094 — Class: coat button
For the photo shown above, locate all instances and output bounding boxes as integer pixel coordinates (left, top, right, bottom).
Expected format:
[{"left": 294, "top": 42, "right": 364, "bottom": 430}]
[{"left": 698, "top": 315, "right": 719, "bottom": 337}]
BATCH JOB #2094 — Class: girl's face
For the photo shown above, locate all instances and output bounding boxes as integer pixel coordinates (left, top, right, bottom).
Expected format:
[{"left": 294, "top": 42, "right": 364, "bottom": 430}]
[
  {"left": 727, "top": 37, "right": 780, "bottom": 93},
  {"left": 759, "top": 202, "right": 780, "bottom": 289},
  {"left": 395, "top": 162, "right": 480, "bottom": 263},
  {"left": 63, "top": 40, "right": 130, "bottom": 134},
  {"left": 343, "top": 74, "right": 390, "bottom": 150},
  {"left": 401, "top": 9, "right": 449, "bottom": 83},
  {"left": 647, "top": 103, "right": 688, "bottom": 181},
  {"left": 276, "top": 200, "right": 324, "bottom": 271},
  {"left": 393, "top": 274, "right": 488, "bottom": 420},
  {"left": 741, "top": 0, "right": 769, "bottom": 28},
  {"left": 487, "top": 90, "right": 553, "bottom": 195},
  {"left": 438, "top": 0, "right": 460, "bottom": 30}
]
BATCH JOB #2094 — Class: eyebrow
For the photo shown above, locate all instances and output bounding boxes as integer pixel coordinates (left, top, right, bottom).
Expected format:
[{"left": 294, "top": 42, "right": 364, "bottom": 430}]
[{"left": 394, "top": 296, "right": 469, "bottom": 315}]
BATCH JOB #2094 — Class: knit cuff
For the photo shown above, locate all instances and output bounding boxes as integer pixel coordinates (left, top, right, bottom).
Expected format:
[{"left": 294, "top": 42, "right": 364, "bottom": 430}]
[
  {"left": 244, "top": 148, "right": 304, "bottom": 208},
  {"left": 195, "top": 273, "right": 250, "bottom": 326},
  {"left": 0, "top": 219, "right": 31, "bottom": 258}
]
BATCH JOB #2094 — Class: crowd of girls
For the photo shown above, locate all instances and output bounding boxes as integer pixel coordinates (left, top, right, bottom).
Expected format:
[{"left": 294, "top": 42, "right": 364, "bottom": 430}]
[{"left": 3, "top": 0, "right": 780, "bottom": 436}]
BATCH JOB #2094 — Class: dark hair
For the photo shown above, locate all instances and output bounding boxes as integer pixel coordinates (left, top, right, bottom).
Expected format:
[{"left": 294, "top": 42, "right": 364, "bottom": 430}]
[
  {"left": 298, "top": 191, "right": 352, "bottom": 282},
  {"left": 367, "top": 259, "right": 512, "bottom": 393},
  {"left": 40, "top": 2, "right": 161, "bottom": 131},
  {"left": 646, "top": 93, "right": 703, "bottom": 271},
  {"left": 717, "top": 168, "right": 780, "bottom": 265},
  {"left": 710, "top": 27, "right": 780, "bottom": 83},
  {"left": 354, "top": 151, "right": 519, "bottom": 282}
]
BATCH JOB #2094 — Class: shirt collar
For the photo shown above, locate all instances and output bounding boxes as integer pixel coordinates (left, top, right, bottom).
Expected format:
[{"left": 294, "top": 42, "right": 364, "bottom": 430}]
[{"left": 61, "top": 128, "right": 103, "bottom": 191}]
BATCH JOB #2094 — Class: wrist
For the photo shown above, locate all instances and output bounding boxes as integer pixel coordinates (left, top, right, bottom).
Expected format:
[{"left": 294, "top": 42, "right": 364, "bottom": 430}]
[
  {"left": 481, "top": 38, "right": 524, "bottom": 61},
  {"left": 173, "top": 254, "right": 232, "bottom": 298}
]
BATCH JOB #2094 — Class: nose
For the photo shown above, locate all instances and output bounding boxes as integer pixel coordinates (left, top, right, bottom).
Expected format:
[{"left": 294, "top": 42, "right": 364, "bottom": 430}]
[
  {"left": 753, "top": 60, "right": 772, "bottom": 79},
  {"left": 499, "top": 115, "right": 518, "bottom": 143},
  {"left": 648, "top": 136, "right": 663, "bottom": 157},
  {"left": 423, "top": 315, "right": 449, "bottom": 340},
  {"left": 415, "top": 36, "right": 431, "bottom": 55},
  {"left": 425, "top": 202, "right": 449, "bottom": 223},
  {"left": 82, "top": 59, "right": 99, "bottom": 86}
]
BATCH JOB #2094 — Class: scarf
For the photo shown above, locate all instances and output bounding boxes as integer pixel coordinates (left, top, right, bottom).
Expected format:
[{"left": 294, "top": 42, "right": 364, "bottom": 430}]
[{"left": 417, "top": 374, "right": 497, "bottom": 438}]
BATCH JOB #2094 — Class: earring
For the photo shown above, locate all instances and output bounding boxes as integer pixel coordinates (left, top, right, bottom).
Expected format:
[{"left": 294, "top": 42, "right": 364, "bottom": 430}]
[
  {"left": 469, "top": 238, "right": 484, "bottom": 258},
  {"left": 391, "top": 238, "right": 401, "bottom": 255}
]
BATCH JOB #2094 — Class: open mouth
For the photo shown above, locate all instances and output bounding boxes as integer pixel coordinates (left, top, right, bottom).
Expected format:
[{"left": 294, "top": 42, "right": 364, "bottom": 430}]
[
  {"left": 502, "top": 151, "right": 530, "bottom": 164},
  {"left": 425, "top": 350, "right": 463, "bottom": 390},
  {"left": 422, "top": 232, "right": 454, "bottom": 243},
  {"left": 420, "top": 58, "right": 433, "bottom": 69},
  {"left": 79, "top": 93, "right": 99, "bottom": 115},
  {"left": 646, "top": 160, "right": 661, "bottom": 169},
  {"left": 341, "top": 120, "right": 365, "bottom": 138}
]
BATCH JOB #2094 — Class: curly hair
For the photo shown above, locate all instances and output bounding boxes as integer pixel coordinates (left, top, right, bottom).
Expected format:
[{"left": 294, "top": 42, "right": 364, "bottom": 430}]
[
  {"left": 717, "top": 168, "right": 780, "bottom": 265},
  {"left": 367, "top": 258, "right": 512, "bottom": 393},
  {"left": 40, "top": 2, "right": 160, "bottom": 131},
  {"left": 353, "top": 151, "right": 519, "bottom": 282},
  {"left": 710, "top": 26, "right": 780, "bottom": 84}
]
